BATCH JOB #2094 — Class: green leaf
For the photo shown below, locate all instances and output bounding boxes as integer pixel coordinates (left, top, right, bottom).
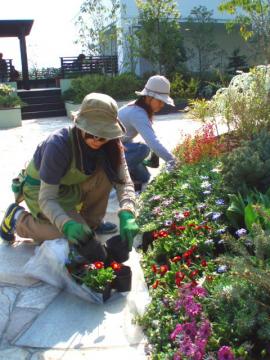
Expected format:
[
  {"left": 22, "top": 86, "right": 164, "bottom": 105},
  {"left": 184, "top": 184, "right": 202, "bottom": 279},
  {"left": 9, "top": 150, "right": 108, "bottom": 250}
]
[{"left": 244, "top": 203, "right": 259, "bottom": 232}]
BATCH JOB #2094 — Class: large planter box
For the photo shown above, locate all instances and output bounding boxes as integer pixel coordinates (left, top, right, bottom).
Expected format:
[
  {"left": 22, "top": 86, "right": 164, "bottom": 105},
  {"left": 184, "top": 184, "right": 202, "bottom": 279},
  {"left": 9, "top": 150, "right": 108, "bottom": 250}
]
[{"left": 0, "top": 107, "right": 22, "bottom": 129}]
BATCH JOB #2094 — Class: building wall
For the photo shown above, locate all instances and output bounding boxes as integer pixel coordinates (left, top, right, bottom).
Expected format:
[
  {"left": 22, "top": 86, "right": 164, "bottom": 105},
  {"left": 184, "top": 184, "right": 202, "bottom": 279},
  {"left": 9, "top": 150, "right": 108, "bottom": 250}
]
[{"left": 117, "top": 0, "right": 255, "bottom": 75}]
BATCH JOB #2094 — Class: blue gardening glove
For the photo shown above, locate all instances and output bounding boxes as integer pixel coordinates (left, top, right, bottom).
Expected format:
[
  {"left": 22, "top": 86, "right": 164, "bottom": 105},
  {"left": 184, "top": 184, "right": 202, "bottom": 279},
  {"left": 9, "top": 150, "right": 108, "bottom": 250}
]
[
  {"left": 118, "top": 210, "right": 139, "bottom": 251},
  {"left": 62, "top": 220, "right": 93, "bottom": 245}
]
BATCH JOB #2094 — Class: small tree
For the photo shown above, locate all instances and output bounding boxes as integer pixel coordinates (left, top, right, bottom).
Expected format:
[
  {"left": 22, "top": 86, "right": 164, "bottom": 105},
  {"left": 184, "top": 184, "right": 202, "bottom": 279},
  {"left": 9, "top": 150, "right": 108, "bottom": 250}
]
[
  {"left": 135, "top": 0, "right": 186, "bottom": 75},
  {"left": 227, "top": 48, "right": 248, "bottom": 75},
  {"left": 75, "top": 0, "right": 120, "bottom": 56},
  {"left": 186, "top": 6, "right": 218, "bottom": 78},
  {"left": 219, "top": 0, "right": 270, "bottom": 63}
]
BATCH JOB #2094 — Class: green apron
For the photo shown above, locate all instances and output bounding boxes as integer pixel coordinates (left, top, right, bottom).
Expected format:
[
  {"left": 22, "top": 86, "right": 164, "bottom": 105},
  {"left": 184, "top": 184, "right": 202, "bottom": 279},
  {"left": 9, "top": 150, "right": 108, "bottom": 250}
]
[{"left": 24, "top": 128, "right": 90, "bottom": 218}]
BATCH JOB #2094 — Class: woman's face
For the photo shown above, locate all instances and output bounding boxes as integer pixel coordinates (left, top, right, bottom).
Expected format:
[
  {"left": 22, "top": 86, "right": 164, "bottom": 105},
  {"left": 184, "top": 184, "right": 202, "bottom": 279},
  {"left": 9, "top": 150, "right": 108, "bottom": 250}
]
[
  {"left": 82, "top": 131, "right": 109, "bottom": 150},
  {"left": 146, "top": 96, "right": 165, "bottom": 113}
]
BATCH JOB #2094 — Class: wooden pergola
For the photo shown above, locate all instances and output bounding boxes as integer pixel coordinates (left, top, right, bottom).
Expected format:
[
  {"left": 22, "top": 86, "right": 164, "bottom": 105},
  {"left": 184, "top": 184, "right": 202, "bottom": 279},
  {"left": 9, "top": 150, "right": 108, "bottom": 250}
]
[{"left": 0, "top": 19, "right": 33, "bottom": 89}]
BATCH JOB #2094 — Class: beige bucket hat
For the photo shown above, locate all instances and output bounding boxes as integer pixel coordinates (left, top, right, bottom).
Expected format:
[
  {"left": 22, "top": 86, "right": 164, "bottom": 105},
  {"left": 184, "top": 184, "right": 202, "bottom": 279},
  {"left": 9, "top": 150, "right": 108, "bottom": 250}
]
[
  {"left": 73, "top": 92, "right": 126, "bottom": 139},
  {"left": 135, "top": 75, "right": 175, "bottom": 106}
]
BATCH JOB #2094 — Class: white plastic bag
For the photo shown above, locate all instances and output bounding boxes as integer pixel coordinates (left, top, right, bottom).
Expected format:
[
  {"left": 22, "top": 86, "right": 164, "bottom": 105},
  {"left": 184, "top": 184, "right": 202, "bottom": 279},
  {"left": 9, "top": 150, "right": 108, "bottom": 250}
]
[{"left": 23, "top": 238, "right": 105, "bottom": 304}]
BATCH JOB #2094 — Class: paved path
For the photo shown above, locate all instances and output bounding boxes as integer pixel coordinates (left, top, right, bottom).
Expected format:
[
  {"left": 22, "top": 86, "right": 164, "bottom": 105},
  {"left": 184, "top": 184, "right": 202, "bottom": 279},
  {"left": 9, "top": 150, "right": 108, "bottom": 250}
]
[{"left": 0, "top": 113, "right": 207, "bottom": 359}]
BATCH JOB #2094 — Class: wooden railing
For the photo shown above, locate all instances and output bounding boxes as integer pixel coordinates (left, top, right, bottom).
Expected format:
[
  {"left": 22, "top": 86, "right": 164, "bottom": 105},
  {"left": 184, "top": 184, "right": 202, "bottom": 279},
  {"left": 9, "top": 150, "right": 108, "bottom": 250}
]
[{"left": 60, "top": 55, "right": 118, "bottom": 78}]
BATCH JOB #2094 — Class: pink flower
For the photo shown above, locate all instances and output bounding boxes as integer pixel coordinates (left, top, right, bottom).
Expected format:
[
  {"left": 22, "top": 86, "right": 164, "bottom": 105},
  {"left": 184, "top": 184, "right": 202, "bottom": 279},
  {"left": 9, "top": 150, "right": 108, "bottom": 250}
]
[
  {"left": 218, "top": 346, "right": 235, "bottom": 360},
  {"left": 170, "top": 324, "right": 183, "bottom": 340},
  {"left": 179, "top": 337, "right": 196, "bottom": 357},
  {"left": 197, "top": 319, "right": 211, "bottom": 339},
  {"left": 192, "top": 286, "right": 208, "bottom": 298},
  {"left": 184, "top": 301, "right": 202, "bottom": 318}
]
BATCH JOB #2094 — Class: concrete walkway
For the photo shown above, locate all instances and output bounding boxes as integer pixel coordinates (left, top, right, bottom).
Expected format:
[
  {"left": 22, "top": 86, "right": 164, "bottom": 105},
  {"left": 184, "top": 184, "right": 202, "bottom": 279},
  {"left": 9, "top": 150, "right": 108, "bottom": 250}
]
[{"left": 0, "top": 112, "right": 205, "bottom": 359}]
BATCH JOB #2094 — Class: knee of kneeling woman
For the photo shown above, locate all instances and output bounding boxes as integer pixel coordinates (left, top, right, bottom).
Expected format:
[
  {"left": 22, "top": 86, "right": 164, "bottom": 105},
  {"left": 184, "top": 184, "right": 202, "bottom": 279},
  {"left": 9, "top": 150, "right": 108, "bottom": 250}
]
[{"left": 139, "top": 143, "right": 150, "bottom": 159}]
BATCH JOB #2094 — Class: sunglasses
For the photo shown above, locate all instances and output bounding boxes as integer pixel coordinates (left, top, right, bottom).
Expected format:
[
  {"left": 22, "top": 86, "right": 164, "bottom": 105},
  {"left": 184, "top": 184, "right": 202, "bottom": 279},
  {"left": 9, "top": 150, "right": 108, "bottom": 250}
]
[{"left": 84, "top": 132, "right": 108, "bottom": 142}]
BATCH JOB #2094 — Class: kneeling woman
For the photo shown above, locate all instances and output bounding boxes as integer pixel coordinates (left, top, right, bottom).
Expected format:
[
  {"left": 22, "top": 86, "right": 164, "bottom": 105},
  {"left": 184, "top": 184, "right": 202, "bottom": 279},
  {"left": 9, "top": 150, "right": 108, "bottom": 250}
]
[
  {"left": 0, "top": 93, "right": 139, "bottom": 258},
  {"left": 118, "top": 75, "right": 176, "bottom": 190}
]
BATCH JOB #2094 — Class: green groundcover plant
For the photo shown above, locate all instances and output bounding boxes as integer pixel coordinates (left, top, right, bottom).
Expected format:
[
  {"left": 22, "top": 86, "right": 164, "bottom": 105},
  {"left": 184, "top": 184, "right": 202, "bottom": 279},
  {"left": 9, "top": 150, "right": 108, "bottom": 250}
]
[{"left": 136, "top": 124, "right": 270, "bottom": 359}]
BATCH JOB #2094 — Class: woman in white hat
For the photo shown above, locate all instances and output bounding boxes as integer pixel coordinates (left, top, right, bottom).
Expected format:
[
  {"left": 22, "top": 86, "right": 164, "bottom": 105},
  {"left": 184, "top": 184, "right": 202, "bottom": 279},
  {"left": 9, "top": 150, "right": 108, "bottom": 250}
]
[
  {"left": 118, "top": 75, "right": 176, "bottom": 191},
  {"left": 0, "top": 93, "right": 139, "bottom": 260}
]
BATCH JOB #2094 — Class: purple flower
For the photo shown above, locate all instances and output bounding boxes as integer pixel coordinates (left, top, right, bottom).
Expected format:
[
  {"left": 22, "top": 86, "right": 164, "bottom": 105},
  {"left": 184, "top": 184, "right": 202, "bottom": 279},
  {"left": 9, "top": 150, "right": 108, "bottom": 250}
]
[
  {"left": 174, "top": 212, "right": 185, "bottom": 220},
  {"left": 235, "top": 228, "right": 247, "bottom": 237},
  {"left": 152, "top": 206, "right": 163, "bottom": 215},
  {"left": 204, "top": 239, "right": 214, "bottom": 246},
  {"left": 162, "top": 197, "right": 174, "bottom": 206},
  {"left": 203, "top": 190, "right": 211, "bottom": 196},
  {"left": 149, "top": 194, "right": 161, "bottom": 202},
  {"left": 212, "top": 212, "right": 222, "bottom": 221},
  {"left": 216, "top": 265, "right": 228, "bottom": 274},
  {"left": 216, "top": 199, "right": 225, "bottom": 205},
  {"left": 216, "top": 228, "right": 226, "bottom": 234},
  {"left": 164, "top": 220, "right": 173, "bottom": 227},
  {"left": 201, "top": 181, "right": 212, "bottom": 189},
  {"left": 218, "top": 346, "right": 235, "bottom": 360}
]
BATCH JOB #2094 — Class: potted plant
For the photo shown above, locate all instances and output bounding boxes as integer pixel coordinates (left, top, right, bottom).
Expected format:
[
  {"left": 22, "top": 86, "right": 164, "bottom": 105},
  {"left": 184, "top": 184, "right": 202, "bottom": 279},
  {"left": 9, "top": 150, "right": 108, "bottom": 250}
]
[
  {"left": 0, "top": 83, "right": 25, "bottom": 129},
  {"left": 111, "top": 261, "right": 132, "bottom": 292},
  {"left": 73, "top": 261, "right": 116, "bottom": 302}
]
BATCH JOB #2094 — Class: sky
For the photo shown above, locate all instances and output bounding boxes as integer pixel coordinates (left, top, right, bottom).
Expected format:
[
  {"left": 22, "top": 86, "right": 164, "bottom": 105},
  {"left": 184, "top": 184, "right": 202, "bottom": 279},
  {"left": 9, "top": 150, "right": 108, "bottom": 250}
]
[{"left": 0, "top": 0, "right": 84, "bottom": 70}]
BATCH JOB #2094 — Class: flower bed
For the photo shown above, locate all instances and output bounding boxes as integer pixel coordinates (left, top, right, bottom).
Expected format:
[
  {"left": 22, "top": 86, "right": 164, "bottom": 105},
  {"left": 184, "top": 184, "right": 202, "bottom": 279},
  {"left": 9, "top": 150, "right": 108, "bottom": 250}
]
[{"left": 136, "top": 122, "right": 270, "bottom": 359}]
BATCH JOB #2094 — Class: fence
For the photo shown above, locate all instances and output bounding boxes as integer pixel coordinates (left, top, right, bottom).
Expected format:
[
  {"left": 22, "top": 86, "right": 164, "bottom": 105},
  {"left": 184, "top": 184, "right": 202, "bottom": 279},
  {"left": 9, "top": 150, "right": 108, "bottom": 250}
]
[{"left": 60, "top": 55, "right": 118, "bottom": 78}]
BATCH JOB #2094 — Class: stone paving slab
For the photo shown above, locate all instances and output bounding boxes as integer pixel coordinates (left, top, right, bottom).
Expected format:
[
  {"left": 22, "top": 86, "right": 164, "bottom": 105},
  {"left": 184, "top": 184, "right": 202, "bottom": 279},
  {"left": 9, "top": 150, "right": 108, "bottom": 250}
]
[
  {"left": 0, "top": 241, "right": 37, "bottom": 286},
  {"left": 15, "top": 290, "right": 144, "bottom": 349}
]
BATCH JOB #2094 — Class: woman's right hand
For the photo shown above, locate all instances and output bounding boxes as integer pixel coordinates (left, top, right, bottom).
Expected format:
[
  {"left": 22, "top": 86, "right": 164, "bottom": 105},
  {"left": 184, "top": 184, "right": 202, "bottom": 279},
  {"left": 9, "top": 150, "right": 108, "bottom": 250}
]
[{"left": 62, "top": 220, "right": 93, "bottom": 245}]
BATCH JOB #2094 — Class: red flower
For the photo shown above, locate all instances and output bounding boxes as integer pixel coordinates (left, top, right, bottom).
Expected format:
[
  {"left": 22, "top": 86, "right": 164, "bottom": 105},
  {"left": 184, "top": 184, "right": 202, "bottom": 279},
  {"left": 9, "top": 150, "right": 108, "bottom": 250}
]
[
  {"left": 176, "top": 225, "right": 186, "bottom": 231},
  {"left": 175, "top": 271, "right": 185, "bottom": 281},
  {"left": 110, "top": 261, "right": 122, "bottom": 271},
  {"left": 160, "top": 264, "right": 169, "bottom": 275},
  {"left": 201, "top": 259, "right": 207, "bottom": 267},
  {"left": 152, "top": 280, "right": 160, "bottom": 289},
  {"left": 189, "top": 269, "right": 199, "bottom": 278},
  {"left": 94, "top": 261, "right": 104, "bottom": 269},
  {"left": 183, "top": 250, "right": 192, "bottom": 259},
  {"left": 151, "top": 264, "right": 158, "bottom": 273},
  {"left": 186, "top": 258, "right": 192, "bottom": 267},
  {"left": 171, "top": 255, "right": 182, "bottom": 263},
  {"left": 183, "top": 211, "right": 190, "bottom": 217}
]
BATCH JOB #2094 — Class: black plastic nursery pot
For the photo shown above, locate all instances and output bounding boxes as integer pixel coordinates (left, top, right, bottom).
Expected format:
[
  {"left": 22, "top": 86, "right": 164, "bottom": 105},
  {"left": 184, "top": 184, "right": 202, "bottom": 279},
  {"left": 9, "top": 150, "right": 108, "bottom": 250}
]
[
  {"left": 113, "top": 265, "right": 132, "bottom": 292},
  {"left": 105, "top": 235, "right": 129, "bottom": 263},
  {"left": 100, "top": 282, "right": 113, "bottom": 302}
]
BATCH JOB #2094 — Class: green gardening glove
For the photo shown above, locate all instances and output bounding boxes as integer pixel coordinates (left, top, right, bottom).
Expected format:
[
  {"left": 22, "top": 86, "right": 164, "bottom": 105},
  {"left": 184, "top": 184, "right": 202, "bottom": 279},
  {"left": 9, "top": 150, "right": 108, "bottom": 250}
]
[
  {"left": 62, "top": 220, "right": 93, "bottom": 245},
  {"left": 118, "top": 210, "right": 139, "bottom": 251}
]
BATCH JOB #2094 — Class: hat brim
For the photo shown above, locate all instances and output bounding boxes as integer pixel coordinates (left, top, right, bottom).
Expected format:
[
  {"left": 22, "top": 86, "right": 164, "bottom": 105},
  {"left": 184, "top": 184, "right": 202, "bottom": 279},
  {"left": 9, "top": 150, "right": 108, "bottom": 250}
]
[
  {"left": 74, "top": 113, "right": 126, "bottom": 139},
  {"left": 135, "top": 89, "right": 175, "bottom": 106}
]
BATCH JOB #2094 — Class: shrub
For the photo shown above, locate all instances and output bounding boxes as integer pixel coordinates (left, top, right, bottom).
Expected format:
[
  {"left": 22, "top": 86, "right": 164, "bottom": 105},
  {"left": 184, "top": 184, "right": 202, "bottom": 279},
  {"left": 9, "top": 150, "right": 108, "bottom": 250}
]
[
  {"left": 170, "top": 73, "right": 200, "bottom": 101},
  {"left": 62, "top": 73, "right": 144, "bottom": 103},
  {"left": 221, "top": 131, "right": 270, "bottom": 195},
  {"left": 0, "top": 84, "right": 25, "bottom": 109}
]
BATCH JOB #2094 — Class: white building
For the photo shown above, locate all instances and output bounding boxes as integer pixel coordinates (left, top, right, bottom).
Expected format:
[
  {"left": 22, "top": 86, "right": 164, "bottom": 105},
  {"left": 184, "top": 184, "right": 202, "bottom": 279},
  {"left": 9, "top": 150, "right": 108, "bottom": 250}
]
[{"left": 114, "top": 0, "right": 255, "bottom": 76}]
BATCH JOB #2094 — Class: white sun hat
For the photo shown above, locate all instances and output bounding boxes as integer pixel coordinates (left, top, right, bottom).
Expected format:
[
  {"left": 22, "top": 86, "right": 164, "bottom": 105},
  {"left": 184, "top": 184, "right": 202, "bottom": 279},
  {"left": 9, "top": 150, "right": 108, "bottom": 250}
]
[{"left": 135, "top": 75, "right": 175, "bottom": 106}]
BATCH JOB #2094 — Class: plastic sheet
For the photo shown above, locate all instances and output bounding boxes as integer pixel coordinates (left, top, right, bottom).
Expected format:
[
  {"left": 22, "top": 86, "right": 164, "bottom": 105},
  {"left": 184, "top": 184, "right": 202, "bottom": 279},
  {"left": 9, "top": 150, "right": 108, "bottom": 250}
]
[
  {"left": 23, "top": 239, "right": 108, "bottom": 304},
  {"left": 23, "top": 239, "right": 151, "bottom": 312}
]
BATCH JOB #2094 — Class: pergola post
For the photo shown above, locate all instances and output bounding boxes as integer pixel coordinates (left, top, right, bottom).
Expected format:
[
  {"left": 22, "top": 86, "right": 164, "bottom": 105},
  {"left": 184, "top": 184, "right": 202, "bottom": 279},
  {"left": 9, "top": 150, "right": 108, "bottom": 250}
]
[{"left": 18, "top": 31, "right": 30, "bottom": 90}]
